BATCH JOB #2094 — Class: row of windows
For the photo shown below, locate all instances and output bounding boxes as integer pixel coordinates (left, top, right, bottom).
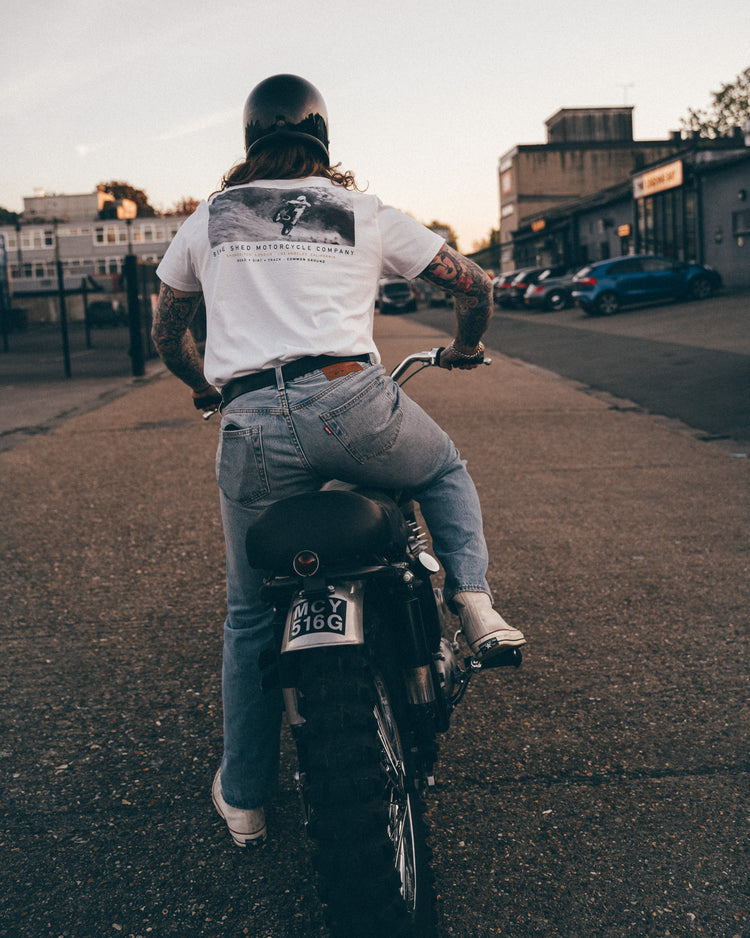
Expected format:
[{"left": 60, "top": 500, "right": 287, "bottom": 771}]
[
  {"left": 10, "top": 255, "right": 162, "bottom": 279},
  {"left": 2, "top": 223, "right": 182, "bottom": 251}
]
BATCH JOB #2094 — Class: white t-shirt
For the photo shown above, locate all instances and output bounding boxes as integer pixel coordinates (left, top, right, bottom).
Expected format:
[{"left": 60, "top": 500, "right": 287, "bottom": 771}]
[{"left": 156, "top": 177, "right": 444, "bottom": 389}]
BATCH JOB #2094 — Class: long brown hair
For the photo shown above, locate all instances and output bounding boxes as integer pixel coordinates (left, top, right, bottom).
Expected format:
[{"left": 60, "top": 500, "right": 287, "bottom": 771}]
[{"left": 217, "top": 140, "right": 362, "bottom": 193}]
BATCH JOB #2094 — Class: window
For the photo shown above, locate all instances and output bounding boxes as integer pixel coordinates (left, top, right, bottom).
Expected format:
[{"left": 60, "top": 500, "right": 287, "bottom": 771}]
[
  {"left": 684, "top": 189, "right": 697, "bottom": 262},
  {"left": 96, "top": 257, "right": 123, "bottom": 274},
  {"left": 641, "top": 257, "right": 672, "bottom": 272},
  {"left": 94, "top": 225, "right": 127, "bottom": 244},
  {"left": 608, "top": 258, "right": 643, "bottom": 275},
  {"left": 732, "top": 209, "right": 750, "bottom": 236},
  {"left": 21, "top": 228, "right": 54, "bottom": 249}
]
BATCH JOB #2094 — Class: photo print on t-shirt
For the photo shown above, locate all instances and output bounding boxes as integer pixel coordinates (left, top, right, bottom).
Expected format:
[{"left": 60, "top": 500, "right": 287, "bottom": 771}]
[{"left": 208, "top": 186, "right": 355, "bottom": 248}]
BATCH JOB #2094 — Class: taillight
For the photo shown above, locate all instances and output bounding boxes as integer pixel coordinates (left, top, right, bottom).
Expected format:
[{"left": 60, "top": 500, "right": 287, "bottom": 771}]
[
  {"left": 576, "top": 276, "right": 597, "bottom": 287},
  {"left": 293, "top": 550, "right": 320, "bottom": 577}
]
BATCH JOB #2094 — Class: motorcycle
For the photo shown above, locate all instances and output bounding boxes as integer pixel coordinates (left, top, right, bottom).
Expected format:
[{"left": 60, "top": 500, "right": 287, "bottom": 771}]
[
  {"left": 272, "top": 205, "right": 297, "bottom": 236},
  {"left": 208, "top": 348, "right": 522, "bottom": 937}
]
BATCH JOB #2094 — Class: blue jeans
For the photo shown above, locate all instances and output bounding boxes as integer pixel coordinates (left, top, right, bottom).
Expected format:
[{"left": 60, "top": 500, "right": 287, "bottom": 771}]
[{"left": 216, "top": 362, "right": 490, "bottom": 809}]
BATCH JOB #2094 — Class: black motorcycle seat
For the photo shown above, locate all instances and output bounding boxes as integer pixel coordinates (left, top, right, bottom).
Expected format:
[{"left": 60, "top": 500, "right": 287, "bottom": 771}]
[{"left": 245, "top": 489, "right": 409, "bottom": 572}]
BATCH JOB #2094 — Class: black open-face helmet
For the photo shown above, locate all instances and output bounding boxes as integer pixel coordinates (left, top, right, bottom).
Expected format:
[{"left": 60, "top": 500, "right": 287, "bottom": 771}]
[{"left": 243, "top": 74, "right": 329, "bottom": 159}]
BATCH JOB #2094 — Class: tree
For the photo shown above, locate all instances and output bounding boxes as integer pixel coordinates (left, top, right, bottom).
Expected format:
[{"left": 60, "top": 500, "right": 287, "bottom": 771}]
[
  {"left": 680, "top": 66, "right": 750, "bottom": 139},
  {"left": 0, "top": 206, "right": 20, "bottom": 225},
  {"left": 427, "top": 220, "right": 458, "bottom": 249},
  {"left": 98, "top": 181, "right": 157, "bottom": 217},
  {"left": 471, "top": 228, "right": 500, "bottom": 253},
  {"left": 164, "top": 197, "right": 200, "bottom": 216}
]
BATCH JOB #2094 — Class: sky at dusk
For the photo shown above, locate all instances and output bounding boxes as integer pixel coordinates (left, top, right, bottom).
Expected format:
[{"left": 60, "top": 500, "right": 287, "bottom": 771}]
[{"left": 2, "top": 0, "right": 748, "bottom": 252}]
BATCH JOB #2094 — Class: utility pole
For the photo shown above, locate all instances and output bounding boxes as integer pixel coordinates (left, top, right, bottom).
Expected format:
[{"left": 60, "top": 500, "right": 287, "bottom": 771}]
[{"left": 54, "top": 218, "right": 72, "bottom": 378}]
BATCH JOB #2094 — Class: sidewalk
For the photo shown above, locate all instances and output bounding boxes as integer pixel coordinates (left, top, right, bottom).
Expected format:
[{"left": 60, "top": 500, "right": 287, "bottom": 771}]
[
  {"left": 1, "top": 314, "right": 747, "bottom": 937},
  {"left": 0, "top": 323, "right": 164, "bottom": 451}
]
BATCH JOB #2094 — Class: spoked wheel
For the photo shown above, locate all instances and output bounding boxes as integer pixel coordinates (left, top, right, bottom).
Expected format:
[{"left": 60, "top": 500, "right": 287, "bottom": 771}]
[
  {"left": 547, "top": 290, "right": 568, "bottom": 311},
  {"left": 373, "top": 672, "right": 421, "bottom": 912},
  {"left": 688, "top": 276, "right": 712, "bottom": 300},
  {"left": 594, "top": 290, "right": 620, "bottom": 316},
  {"left": 295, "top": 647, "right": 436, "bottom": 938}
]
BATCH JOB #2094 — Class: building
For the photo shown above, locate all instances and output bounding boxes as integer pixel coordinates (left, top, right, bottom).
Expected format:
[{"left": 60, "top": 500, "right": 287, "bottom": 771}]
[
  {"left": 509, "top": 134, "right": 750, "bottom": 289},
  {"left": 0, "top": 189, "right": 188, "bottom": 302},
  {"left": 632, "top": 142, "right": 750, "bottom": 287},
  {"left": 498, "top": 107, "right": 684, "bottom": 272}
]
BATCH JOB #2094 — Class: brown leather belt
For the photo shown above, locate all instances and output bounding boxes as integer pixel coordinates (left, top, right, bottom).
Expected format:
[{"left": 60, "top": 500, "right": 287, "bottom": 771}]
[{"left": 221, "top": 354, "right": 371, "bottom": 405}]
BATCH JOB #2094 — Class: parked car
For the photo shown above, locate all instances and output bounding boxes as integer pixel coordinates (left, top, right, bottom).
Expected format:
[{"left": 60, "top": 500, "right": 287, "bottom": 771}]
[
  {"left": 571, "top": 254, "right": 722, "bottom": 316},
  {"left": 378, "top": 278, "right": 417, "bottom": 314},
  {"left": 523, "top": 268, "right": 577, "bottom": 311},
  {"left": 420, "top": 282, "right": 450, "bottom": 306},
  {"left": 492, "top": 271, "right": 519, "bottom": 306},
  {"left": 499, "top": 267, "right": 556, "bottom": 307},
  {"left": 87, "top": 299, "right": 126, "bottom": 327}
]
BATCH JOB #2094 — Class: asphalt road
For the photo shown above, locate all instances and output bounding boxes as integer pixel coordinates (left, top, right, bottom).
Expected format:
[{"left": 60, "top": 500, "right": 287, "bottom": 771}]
[
  {"left": 1, "top": 311, "right": 747, "bottom": 938},
  {"left": 413, "top": 290, "right": 750, "bottom": 444}
]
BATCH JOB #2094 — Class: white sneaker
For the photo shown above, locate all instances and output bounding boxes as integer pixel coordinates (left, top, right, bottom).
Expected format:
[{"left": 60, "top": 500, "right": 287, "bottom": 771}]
[
  {"left": 211, "top": 770, "right": 266, "bottom": 847},
  {"left": 452, "top": 592, "right": 526, "bottom": 660}
]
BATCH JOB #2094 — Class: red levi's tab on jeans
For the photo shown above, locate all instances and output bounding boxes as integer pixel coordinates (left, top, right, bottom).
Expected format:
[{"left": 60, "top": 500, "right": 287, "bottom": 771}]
[{"left": 321, "top": 361, "right": 364, "bottom": 381}]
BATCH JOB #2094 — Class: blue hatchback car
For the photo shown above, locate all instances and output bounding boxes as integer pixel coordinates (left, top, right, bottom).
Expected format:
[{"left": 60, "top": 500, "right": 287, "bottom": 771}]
[{"left": 571, "top": 254, "right": 721, "bottom": 316}]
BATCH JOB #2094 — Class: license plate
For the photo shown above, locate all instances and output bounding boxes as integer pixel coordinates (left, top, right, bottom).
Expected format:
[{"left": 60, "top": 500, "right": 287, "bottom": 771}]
[
  {"left": 282, "top": 583, "right": 365, "bottom": 652},
  {"left": 289, "top": 595, "right": 348, "bottom": 641}
]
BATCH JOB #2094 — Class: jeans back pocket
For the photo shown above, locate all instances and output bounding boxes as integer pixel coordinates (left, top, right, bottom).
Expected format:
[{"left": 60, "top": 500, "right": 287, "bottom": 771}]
[
  {"left": 319, "top": 375, "right": 403, "bottom": 463},
  {"left": 216, "top": 425, "right": 270, "bottom": 506}
]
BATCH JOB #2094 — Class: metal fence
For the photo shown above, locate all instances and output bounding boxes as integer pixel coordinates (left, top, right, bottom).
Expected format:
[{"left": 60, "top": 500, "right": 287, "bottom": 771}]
[{"left": 0, "top": 254, "right": 165, "bottom": 377}]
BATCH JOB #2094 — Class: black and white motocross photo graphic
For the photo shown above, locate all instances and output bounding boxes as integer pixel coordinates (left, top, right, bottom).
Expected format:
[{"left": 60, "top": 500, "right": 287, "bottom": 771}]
[{"left": 208, "top": 186, "right": 355, "bottom": 247}]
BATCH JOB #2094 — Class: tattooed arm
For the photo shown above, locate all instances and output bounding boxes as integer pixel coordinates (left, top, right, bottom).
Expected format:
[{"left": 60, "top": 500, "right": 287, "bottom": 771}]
[
  {"left": 152, "top": 283, "right": 216, "bottom": 400},
  {"left": 419, "top": 245, "right": 493, "bottom": 368}
]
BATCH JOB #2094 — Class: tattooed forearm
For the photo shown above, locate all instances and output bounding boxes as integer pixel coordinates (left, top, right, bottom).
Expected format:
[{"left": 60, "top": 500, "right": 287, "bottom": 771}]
[
  {"left": 151, "top": 283, "right": 209, "bottom": 390},
  {"left": 420, "top": 245, "right": 492, "bottom": 348}
]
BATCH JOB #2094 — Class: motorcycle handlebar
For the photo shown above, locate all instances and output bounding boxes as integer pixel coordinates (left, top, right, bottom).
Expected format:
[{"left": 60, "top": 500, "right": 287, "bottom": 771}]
[{"left": 389, "top": 346, "right": 491, "bottom": 383}]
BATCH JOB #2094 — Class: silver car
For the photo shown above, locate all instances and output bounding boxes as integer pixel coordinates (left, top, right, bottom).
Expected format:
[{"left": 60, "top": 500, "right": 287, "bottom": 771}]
[{"left": 523, "top": 268, "right": 577, "bottom": 311}]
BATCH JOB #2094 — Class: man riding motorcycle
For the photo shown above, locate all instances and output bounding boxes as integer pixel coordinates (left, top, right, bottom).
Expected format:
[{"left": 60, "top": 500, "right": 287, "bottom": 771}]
[{"left": 151, "top": 73, "right": 526, "bottom": 848}]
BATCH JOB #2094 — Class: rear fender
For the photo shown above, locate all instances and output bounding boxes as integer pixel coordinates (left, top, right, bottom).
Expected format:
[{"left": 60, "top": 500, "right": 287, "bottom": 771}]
[{"left": 281, "top": 581, "right": 365, "bottom": 653}]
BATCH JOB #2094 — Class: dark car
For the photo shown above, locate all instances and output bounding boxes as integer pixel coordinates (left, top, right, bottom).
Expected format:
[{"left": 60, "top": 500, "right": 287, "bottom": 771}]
[
  {"left": 499, "top": 267, "right": 553, "bottom": 307},
  {"left": 378, "top": 279, "right": 417, "bottom": 314},
  {"left": 492, "top": 271, "right": 519, "bottom": 306},
  {"left": 87, "top": 299, "right": 126, "bottom": 327},
  {"left": 571, "top": 254, "right": 722, "bottom": 316},
  {"left": 523, "top": 267, "right": 577, "bottom": 311}
]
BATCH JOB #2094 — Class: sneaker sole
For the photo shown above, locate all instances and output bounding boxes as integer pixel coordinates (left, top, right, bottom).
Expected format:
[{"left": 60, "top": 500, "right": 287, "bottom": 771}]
[
  {"left": 474, "top": 634, "right": 527, "bottom": 657},
  {"left": 212, "top": 788, "right": 267, "bottom": 847}
]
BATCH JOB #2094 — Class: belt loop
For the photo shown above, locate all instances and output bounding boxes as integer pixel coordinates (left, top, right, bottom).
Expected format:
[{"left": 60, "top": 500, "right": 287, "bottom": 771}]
[{"left": 275, "top": 365, "right": 285, "bottom": 390}]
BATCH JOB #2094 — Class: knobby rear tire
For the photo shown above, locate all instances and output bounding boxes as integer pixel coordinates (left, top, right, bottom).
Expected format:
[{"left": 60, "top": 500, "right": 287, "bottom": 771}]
[{"left": 294, "top": 646, "right": 437, "bottom": 938}]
